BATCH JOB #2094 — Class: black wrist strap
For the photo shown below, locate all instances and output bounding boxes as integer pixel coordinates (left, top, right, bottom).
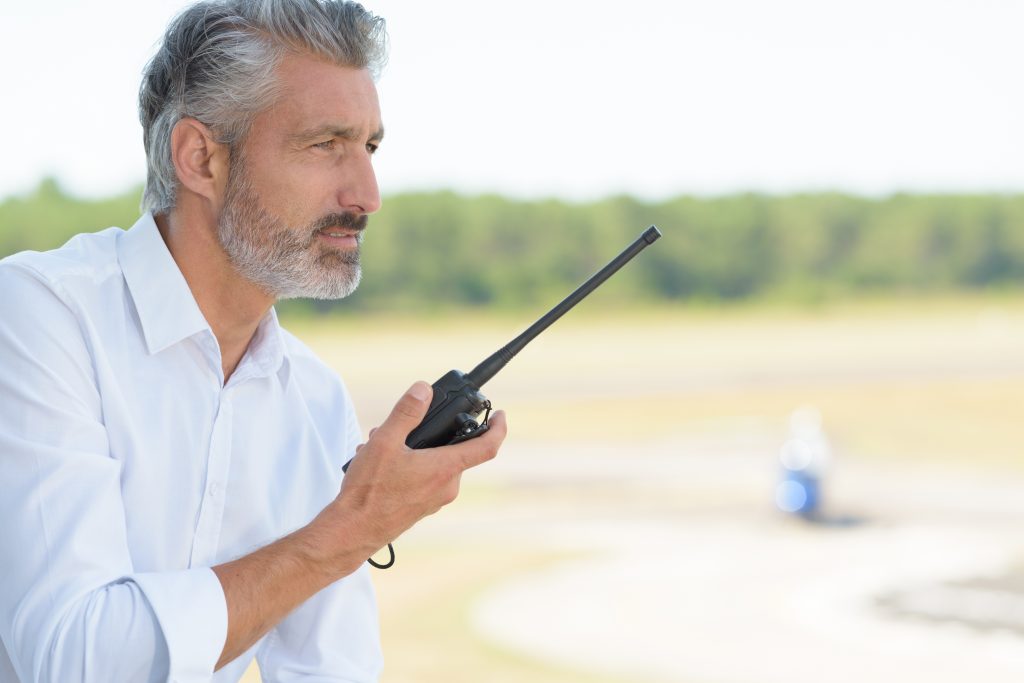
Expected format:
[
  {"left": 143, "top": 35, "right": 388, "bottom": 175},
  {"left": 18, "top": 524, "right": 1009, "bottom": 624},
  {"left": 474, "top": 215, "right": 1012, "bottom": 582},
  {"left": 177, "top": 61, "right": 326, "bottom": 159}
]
[{"left": 368, "top": 543, "right": 395, "bottom": 570}]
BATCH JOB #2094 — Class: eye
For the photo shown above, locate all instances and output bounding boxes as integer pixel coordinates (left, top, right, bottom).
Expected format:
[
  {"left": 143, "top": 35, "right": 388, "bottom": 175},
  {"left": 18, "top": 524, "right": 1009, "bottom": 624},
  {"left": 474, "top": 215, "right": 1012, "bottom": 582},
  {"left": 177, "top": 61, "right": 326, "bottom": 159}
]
[
  {"left": 366, "top": 142, "right": 379, "bottom": 155},
  {"left": 312, "top": 139, "right": 336, "bottom": 151}
]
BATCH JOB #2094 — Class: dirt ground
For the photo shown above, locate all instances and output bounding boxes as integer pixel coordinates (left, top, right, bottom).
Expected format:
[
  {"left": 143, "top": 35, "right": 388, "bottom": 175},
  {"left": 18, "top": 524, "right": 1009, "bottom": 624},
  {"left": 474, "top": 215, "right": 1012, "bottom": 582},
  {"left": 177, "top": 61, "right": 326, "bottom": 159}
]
[{"left": 467, "top": 435, "right": 1024, "bottom": 683}]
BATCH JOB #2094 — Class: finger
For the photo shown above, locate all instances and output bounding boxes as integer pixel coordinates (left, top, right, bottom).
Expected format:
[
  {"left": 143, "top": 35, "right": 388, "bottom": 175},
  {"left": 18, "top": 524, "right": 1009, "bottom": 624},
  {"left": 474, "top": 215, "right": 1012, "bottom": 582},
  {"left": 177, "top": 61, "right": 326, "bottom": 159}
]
[
  {"left": 439, "top": 410, "right": 507, "bottom": 471},
  {"left": 373, "top": 381, "right": 433, "bottom": 442},
  {"left": 342, "top": 441, "right": 368, "bottom": 474}
]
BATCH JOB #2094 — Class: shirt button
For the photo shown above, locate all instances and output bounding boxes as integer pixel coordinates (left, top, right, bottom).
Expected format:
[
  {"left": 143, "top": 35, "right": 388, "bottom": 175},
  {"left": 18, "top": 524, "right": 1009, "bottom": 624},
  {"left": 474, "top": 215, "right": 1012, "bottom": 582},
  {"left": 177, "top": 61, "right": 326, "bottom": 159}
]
[{"left": 208, "top": 483, "right": 221, "bottom": 497}]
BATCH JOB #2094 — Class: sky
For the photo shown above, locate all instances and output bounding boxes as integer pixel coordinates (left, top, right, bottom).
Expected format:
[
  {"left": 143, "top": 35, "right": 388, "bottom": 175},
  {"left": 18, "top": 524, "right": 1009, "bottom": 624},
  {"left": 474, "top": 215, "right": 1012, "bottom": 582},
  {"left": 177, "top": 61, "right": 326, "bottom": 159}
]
[{"left": 2, "top": 0, "right": 1023, "bottom": 202}]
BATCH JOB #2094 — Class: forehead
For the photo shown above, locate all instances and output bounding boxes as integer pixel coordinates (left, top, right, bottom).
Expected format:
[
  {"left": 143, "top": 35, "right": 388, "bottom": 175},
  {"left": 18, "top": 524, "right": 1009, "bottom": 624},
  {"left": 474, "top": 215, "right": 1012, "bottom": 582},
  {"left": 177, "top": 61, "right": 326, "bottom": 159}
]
[{"left": 253, "top": 52, "right": 381, "bottom": 140}]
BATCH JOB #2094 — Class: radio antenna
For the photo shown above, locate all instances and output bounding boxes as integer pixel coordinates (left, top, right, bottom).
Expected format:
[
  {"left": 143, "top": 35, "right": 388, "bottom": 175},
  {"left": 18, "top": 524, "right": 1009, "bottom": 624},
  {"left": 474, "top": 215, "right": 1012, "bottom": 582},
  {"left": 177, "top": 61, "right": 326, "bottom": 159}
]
[{"left": 465, "top": 225, "right": 661, "bottom": 388}]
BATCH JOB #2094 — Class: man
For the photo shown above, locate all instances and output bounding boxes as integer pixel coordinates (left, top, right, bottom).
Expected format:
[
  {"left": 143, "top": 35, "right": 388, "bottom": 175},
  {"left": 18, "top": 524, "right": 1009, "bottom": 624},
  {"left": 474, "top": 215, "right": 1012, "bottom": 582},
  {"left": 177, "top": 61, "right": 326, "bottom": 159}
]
[{"left": 0, "top": 1, "right": 507, "bottom": 681}]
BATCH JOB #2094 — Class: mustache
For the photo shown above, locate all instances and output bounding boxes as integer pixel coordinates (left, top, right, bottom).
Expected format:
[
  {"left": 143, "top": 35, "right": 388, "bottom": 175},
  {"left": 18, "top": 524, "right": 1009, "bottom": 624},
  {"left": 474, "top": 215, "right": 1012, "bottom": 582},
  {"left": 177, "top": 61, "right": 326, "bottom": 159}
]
[{"left": 311, "top": 212, "right": 368, "bottom": 234}]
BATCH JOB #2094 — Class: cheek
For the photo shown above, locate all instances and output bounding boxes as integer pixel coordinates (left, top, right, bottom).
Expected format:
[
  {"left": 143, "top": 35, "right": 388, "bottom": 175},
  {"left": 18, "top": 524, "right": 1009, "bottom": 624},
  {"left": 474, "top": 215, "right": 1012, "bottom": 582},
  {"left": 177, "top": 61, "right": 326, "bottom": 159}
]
[{"left": 249, "top": 163, "right": 329, "bottom": 226}]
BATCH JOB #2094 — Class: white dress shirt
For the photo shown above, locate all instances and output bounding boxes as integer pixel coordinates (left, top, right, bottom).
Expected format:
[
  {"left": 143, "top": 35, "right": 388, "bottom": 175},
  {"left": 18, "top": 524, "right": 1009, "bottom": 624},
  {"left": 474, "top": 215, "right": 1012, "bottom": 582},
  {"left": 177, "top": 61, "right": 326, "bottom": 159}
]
[{"left": 0, "top": 214, "right": 382, "bottom": 682}]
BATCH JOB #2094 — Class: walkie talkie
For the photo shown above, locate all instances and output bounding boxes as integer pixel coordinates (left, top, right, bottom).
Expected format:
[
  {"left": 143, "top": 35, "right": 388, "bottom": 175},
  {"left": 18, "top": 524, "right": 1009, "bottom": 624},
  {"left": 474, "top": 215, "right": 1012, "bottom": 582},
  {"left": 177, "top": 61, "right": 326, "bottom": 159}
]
[
  {"left": 355, "top": 225, "right": 662, "bottom": 568},
  {"left": 407, "top": 225, "right": 662, "bottom": 449}
]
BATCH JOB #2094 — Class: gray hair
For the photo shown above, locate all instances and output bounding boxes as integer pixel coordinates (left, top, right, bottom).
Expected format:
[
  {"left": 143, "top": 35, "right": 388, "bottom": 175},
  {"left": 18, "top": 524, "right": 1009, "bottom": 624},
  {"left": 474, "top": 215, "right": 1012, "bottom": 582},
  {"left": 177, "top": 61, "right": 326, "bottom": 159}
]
[{"left": 139, "top": 0, "right": 387, "bottom": 215}]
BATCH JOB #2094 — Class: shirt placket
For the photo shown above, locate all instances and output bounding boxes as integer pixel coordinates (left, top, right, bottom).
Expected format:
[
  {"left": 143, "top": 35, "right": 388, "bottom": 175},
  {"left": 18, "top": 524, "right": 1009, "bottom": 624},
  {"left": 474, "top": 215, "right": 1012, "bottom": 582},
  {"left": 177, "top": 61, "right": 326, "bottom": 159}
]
[{"left": 189, "top": 387, "right": 234, "bottom": 567}]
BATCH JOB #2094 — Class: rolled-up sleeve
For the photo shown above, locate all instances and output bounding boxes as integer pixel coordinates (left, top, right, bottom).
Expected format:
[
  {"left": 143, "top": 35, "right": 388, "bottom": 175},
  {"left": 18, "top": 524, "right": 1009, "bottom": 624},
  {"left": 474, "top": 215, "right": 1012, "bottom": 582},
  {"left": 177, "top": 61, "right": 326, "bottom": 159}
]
[{"left": 0, "top": 263, "right": 227, "bottom": 682}]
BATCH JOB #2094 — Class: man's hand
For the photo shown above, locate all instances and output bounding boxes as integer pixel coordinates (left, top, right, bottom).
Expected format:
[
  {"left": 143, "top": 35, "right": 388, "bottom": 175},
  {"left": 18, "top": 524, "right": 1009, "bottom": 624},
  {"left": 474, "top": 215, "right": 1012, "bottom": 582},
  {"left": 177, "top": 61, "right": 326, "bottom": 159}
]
[{"left": 318, "top": 381, "right": 507, "bottom": 570}]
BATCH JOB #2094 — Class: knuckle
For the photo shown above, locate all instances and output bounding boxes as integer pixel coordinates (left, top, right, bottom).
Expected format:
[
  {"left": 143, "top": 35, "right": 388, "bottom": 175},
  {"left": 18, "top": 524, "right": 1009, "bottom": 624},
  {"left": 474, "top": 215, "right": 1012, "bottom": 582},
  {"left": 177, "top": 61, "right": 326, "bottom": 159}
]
[
  {"left": 392, "top": 398, "right": 421, "bottom": 420},
  {"left": 428, "top": 466, "right": 450, "bottom": 491},
  {"left": 479, "top": 435, "right": 501, "bottom": 460},
  {"left": 441, "top": 481, "right": 460, "bottom": 506}
]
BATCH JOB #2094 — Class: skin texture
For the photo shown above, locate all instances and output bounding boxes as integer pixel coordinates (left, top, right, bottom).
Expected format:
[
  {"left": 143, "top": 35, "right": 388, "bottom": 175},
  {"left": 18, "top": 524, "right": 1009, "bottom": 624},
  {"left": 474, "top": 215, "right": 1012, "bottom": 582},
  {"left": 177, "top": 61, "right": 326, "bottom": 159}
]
[{"left": 153, "top": 52, "right": 508, "bottom": 671}]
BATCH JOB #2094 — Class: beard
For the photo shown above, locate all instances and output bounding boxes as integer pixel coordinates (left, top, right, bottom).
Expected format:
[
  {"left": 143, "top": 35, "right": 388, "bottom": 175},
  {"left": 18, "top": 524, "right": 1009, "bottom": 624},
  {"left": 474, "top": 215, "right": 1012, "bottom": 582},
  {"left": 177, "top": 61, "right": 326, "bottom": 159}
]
[{"left": 216, "top": 163, "right": 366, "bottom": 301}]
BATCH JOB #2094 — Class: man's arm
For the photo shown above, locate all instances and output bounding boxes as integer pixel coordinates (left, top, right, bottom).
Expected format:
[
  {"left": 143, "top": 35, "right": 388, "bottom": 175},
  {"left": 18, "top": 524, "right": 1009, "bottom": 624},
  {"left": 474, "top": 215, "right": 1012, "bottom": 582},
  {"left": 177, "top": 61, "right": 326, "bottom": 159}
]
[
  {"left": 211, "top": 381, "right": 506, "bottom": 669},
  {"left": 0, "top": 264, "right": 226, "bottom": 682}
]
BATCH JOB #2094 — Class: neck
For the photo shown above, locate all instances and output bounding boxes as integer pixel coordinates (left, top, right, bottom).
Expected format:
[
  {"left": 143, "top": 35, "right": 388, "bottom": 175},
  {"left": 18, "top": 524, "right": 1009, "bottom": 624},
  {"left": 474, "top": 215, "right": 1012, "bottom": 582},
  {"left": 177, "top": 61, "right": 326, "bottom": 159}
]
[{"left": 155, "top": 204, "right": 274, "bottom": 382}]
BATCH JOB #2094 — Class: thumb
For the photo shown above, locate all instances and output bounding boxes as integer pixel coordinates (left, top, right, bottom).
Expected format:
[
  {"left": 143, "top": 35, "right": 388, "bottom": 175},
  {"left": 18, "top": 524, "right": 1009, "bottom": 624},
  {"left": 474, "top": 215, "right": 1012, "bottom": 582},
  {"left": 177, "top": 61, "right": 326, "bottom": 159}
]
[{"left": 375, "top": 381, "right": 433, "bottom": 442}]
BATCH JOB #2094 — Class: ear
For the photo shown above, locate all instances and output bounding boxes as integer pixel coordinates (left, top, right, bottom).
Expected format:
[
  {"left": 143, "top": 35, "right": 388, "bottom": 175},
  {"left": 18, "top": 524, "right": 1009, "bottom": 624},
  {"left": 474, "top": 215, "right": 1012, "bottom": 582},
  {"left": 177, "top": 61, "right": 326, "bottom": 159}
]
[{"left": 170, "top": 118, "right": 231, "bottom": 206}]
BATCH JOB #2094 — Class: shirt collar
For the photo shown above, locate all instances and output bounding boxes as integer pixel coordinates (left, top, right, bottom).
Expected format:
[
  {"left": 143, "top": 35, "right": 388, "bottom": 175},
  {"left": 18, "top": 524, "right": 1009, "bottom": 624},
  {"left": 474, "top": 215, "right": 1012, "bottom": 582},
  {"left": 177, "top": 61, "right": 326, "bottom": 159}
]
[
  {"left": 232, "top": 306, "right": 291, "bottom": 388},
  {"left": 119, "top": 213, "right": 210, "bottom": 356},
  {"left": 118, "top": 213, "right": 291, "bottom": 388}
]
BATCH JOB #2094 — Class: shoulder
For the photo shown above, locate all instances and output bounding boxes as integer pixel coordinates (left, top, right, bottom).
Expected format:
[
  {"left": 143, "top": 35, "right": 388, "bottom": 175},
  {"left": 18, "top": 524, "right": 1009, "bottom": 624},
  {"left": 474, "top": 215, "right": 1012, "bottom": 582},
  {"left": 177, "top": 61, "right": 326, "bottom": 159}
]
[
  {"left": 279, "top": 327, "right": 355, "bottom": 407},
  {"left": 280, "top": 327, "right": 339, "bottom": 382},
  {"left": 0, "top": 227, "right": 126, "bottom": 303},
  {"left": 0, "top": 232, "right": 126, "bottom": 409}
]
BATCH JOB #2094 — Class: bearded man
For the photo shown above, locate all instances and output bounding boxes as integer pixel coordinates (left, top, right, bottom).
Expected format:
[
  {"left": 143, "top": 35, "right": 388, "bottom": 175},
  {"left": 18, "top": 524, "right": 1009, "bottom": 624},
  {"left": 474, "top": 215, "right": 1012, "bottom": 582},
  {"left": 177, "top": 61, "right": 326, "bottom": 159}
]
[{"left": 0, "top": 1, "right": 507, "bottom": 681}]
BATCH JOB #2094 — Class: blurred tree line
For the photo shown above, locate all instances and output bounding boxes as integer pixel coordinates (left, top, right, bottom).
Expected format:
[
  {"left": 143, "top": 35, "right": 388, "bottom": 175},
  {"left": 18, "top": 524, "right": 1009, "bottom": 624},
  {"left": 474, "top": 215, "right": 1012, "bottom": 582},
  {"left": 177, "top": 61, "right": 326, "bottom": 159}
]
[{"left": 2, "top": 178, "right": 1022, "bottom": 312}]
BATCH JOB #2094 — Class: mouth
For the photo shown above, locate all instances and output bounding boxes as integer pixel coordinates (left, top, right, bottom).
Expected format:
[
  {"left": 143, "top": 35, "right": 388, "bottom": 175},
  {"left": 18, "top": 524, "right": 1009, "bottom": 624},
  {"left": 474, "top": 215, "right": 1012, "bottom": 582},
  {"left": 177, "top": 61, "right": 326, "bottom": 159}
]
[
  {"left": 311, "top": 212, "right": 368, "bottom": 250},
  {"left": 318, "top": 227, "right": 360, "bottom": 238},
  {"left": 316, "top": 225, "right": 363, "bottom": 248}
]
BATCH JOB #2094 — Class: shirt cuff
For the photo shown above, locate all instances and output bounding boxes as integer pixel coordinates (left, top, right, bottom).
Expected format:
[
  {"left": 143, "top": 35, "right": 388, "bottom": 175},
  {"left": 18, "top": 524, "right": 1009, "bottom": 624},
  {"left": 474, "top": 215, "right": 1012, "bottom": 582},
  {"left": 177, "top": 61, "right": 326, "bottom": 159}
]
[{"left": 133, "top": 568, "right": 228, "bottom": 683}]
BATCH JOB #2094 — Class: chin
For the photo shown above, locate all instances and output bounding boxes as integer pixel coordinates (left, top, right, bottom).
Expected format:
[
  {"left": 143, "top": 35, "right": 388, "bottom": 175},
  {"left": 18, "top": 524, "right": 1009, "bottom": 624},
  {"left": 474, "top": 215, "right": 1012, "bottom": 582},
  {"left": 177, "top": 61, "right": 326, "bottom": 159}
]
[{"left": 275, "top": 266, "right": 362, "bottom": 301}]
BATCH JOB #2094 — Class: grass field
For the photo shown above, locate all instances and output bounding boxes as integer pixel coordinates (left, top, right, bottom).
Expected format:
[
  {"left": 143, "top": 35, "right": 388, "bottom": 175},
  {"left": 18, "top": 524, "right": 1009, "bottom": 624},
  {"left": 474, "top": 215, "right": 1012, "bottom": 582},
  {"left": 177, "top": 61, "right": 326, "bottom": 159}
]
[{"left": 243, "top": 295, "right": 1024, "bottom": 682}]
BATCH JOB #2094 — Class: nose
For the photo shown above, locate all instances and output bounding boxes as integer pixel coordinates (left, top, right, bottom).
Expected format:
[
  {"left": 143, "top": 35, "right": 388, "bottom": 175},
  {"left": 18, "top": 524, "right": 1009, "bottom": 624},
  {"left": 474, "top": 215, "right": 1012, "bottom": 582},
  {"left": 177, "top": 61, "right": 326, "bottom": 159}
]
[{"left": 339, "top": 151, "right": 381, "bottom": 215}]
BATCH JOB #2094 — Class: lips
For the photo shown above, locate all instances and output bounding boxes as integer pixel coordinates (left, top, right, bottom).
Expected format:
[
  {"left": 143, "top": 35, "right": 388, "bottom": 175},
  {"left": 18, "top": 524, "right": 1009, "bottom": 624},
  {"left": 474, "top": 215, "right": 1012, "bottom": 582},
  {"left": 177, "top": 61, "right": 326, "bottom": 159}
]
[{"left": 318, "top": 227, "right": 359, "bottom": 238}]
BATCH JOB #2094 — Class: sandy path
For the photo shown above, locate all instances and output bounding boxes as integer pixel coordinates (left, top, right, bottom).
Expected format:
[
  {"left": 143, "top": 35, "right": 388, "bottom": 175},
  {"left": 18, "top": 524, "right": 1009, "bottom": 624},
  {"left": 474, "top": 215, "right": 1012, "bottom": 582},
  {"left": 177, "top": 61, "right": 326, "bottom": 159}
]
[{"left": 466, "top": 437, "right": 1024, "bottom": 683}]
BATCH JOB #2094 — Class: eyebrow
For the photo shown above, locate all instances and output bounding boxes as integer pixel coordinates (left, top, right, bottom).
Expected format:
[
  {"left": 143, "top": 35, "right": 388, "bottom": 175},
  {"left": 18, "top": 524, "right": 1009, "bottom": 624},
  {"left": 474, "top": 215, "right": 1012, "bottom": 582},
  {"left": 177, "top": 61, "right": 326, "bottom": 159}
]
[{"left": 289, "top": 124, "right": 385, "bottom": 145}]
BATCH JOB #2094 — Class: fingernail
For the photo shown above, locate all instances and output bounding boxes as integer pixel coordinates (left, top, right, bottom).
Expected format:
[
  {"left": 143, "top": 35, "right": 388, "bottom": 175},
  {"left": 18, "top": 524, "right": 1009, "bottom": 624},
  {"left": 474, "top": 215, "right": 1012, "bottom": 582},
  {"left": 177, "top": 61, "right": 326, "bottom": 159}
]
[{"left": 410, "top": 381, "right": 432, "bottom": 402}]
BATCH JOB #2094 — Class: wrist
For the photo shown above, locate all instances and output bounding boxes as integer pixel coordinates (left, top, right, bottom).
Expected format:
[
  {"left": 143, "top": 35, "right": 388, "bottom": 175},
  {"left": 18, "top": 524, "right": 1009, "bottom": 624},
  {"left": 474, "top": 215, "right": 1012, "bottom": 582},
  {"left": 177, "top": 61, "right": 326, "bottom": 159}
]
[{"left": 298, "top": 503, "right": 379, "bottom": 580}]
